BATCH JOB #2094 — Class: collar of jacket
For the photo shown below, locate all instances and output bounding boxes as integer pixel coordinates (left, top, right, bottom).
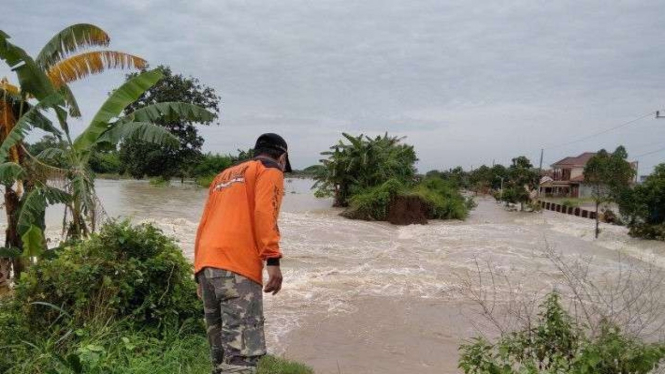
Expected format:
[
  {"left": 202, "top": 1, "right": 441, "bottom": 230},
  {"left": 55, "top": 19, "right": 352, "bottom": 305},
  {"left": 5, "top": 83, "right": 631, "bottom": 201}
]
[{"left": 253, "top": 156, "right": 283, "bottom": 172}]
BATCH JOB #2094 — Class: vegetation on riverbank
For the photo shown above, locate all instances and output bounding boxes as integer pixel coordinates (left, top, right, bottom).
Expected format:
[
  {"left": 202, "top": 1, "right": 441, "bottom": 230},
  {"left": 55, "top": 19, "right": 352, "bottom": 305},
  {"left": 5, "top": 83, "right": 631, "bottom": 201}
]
[
  {"left": 620, "top": 163, "right": 665, "bottom": 241},
  {"left": 0, "top": 221, "right": 312, "bottom": 373},
  {"left": 583, "top": 146, "right": 635, "bottom": 238},
  {"left": 1, "top": 25, "right": 313, "bottom": 373},
  {"left": 427, "top": 156, "right": 540, "bottom": 211},
  {"left": 314, "top": 133, "right": 474, "bottom": 223},
  {"left": 459, "top": 292, "right": 665, "bottom": 374}
]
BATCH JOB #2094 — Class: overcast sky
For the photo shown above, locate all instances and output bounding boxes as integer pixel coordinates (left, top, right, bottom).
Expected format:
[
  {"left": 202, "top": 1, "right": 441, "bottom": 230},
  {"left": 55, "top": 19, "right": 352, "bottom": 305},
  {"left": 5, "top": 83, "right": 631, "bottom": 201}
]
[{"left": 2, "top": 0, "right": 665, "bottom": 174}]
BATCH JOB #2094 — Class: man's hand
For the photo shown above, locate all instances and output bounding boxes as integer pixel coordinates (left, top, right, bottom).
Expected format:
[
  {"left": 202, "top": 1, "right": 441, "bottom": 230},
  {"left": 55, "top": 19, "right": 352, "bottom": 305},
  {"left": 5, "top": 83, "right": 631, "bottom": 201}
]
[
  {"left": 264, "top": 265, "right": 283, "bottom": 295},
  {"left": 197, "top": 283, "right": 202, "bottom": 300}
]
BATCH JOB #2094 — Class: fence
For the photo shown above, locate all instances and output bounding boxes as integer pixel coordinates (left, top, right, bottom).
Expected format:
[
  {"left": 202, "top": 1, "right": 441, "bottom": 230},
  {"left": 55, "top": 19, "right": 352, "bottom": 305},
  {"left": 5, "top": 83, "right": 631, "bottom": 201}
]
[{"left": 538, "top": 200, "right": 597, "bottom": 220}]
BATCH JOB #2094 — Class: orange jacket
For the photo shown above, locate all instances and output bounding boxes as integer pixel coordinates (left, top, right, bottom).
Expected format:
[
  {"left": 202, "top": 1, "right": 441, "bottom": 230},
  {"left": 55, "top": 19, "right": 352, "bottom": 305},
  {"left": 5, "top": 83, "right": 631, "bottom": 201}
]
[{"left": 194, "top": 157, "right": 284, "bottom": 284}]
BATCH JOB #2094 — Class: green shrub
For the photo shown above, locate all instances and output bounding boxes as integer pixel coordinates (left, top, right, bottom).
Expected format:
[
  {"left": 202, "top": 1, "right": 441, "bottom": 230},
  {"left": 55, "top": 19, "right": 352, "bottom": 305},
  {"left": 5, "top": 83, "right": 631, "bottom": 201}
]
[
  {"left": 562, "top": 199, "right": 580, "bottom": 208},
  {"left": 0, "top": 221, "right": 314, "bottom": 373},
  {"left": 411, "top": 177, "right": 469, "bottom": 220},
  {"left": 12, "top": 221, "right": 201, "bottom": 331},
  {"left": 629, "top": 223, "right": 665, "bottom": 241},
  {"left": 466, "top": 197, "right": 478, "bottom": 210},
  {"left": 343, "top": 178, "right": 406, "bottom": 220},
  {"left": 620, "top": 163, "right": 665, "bottom": 240},
  {"left": 149, "top": 176, "right": 170, "bottom": 186},
  {"left": 196, "top": 174, "right": 215, "bottom": 188},
  {"left": 192, "top": 153, "right": 233, "bottom": 178},
  {"left": 342, "top": 177, "right": 472, "bottom": 221},
  {"left": 526, "top": 201, "right": 543, "bottom": 212},
  {"left": 458, "top": 292, "right": 665, "bottom": 374},
  {"left": 89, "top": 151, "right": 123, "bottom": 175}
]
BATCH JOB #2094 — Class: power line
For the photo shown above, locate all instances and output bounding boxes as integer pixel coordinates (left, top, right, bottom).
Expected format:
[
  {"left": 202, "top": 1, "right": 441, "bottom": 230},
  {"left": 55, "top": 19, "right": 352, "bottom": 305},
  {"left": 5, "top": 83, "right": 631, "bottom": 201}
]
[
  {"left": 634, "top": 146, "right": 665, "bottom": 159},
  {"left": 544, "top": 111, "right": 656, "bottom": 150}
]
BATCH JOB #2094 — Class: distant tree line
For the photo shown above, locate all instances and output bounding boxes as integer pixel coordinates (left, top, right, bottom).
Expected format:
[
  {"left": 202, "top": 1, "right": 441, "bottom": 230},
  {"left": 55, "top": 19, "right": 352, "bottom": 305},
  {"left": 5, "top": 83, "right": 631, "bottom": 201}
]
[
  {"left": 425, "top": 156, "right": 540, "bottom": 211},
  {"left": 424, "top": 146, "right": 665, "bottom": 241}
]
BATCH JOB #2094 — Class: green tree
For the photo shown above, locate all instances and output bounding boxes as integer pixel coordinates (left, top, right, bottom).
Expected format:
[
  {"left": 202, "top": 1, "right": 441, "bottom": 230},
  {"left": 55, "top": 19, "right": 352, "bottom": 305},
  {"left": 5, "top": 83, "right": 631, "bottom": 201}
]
[
  {"left": 469, "top": 165, "right": 494, "bottom": 193},
  {"left": 88, "top": 150, "right": 123, "bottom": 175},
  {"left": 490, "top": 164, "right": 508, "bottom": 190},
  {"left": 314, "top": 133, "right": 417, "bottom": 207},
  {"left": 502, "top": 156, "right": 538, "bottom": 210},
  {"left": 620, "top": 163, "right": 665, "bottom": 240},
  {"left": 584, "top": 146, "right": 635, "bottom": 238},
  {"left": 426, "top": 167, "right": 471, "bottom": 189},
  {"left": 119, "top": 66, "right": 220, "bottom": 180},
  {"left": 36, "top": 69, "right": 214, "bottom": 239},
  {"left": 0, "top": 24, "right": 145, "bottom": 289}
]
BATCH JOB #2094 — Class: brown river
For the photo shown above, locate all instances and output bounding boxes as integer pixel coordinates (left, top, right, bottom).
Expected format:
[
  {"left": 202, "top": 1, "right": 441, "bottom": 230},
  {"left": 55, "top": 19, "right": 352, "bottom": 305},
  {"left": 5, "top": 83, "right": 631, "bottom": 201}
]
[{"left": 13, "top": 179, "right": 665, "bottom": 374}]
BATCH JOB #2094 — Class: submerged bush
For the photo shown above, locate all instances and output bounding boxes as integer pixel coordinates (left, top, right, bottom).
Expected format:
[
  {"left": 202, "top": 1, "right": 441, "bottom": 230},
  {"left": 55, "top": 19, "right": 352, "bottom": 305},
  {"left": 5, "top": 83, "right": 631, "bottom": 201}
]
[
  {"left": 149, "top": 176, "right": 171, "bottom": 186},
  {"left": 629, "top": 223, "right": 665, "bottom": 241},
  {"left": 458, "top": 292, "right": 665, "bottom": 374}
]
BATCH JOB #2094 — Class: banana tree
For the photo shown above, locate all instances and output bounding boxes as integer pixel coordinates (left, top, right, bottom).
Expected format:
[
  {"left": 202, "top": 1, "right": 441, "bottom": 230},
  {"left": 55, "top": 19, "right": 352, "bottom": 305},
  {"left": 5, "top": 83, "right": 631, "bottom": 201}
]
[
  {"left": 35, "top": 68, "right": 214, "bottom": 238},
  {"left": 36, "top": 23, "right": 146, "bottom": 118},
  {"left": 0, "top": 24, "right": 144, "bottom": 288},
  {"left": 0, "top": 30, "right": 74, "bottom": 287},
  {"left": 314, "top": 133, "right": 417, "bottom": 207},
  {"left": 0, "top": 93, "right": 72, "bottom": 285}
]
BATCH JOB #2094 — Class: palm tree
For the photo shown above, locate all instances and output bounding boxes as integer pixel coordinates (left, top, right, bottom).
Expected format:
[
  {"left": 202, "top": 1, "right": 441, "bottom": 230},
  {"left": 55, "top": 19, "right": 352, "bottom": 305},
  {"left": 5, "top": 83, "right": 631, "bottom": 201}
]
[{"left": 0, "top": 24, "right": 145, "bottom": 288}]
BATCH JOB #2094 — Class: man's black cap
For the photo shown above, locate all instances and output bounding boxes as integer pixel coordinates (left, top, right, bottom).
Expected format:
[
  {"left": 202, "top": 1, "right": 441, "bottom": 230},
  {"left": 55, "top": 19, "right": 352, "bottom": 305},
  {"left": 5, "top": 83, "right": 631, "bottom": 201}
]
[{"left": 254, "top": 133, "right": 292, "bottom": 173}]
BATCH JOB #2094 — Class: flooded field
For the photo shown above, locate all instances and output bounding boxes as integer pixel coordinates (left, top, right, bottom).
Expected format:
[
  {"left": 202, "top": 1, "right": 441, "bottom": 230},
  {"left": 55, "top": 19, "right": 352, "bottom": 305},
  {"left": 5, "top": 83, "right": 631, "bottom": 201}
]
[{"left": 8, "top": 179, "right": 665, "bottom": 374}]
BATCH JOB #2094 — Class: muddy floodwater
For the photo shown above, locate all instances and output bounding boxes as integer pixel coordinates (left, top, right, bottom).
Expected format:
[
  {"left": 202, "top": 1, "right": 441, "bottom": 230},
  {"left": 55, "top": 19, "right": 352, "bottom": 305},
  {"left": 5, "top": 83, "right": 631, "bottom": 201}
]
[{"left": 9, "top": 179, "right": 665, "bottom": 374}]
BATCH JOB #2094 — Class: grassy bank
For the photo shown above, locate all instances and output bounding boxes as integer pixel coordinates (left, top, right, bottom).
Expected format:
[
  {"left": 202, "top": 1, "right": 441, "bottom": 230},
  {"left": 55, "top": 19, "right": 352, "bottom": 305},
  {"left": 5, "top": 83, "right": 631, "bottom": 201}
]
[
  {"left": 0, "top": 221, "right": 312, "bottom": 374},
  {"left": 343, "top": 177, "right": 474, "bottom": 222}
]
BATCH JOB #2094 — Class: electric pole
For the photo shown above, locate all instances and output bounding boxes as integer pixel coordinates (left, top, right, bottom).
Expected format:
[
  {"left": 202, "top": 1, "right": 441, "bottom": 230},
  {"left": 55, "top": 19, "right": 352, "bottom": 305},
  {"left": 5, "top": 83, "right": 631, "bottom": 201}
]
[{"left": 538, "top": 148, "right": 544, "bottom": 174}]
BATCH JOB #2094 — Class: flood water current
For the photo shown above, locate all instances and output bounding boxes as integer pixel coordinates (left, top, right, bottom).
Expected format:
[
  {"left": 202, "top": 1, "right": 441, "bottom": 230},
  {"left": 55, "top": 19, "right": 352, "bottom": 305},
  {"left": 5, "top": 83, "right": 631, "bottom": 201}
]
[{"left": 8, "top": 179, "right": 665, "bottom": 373}]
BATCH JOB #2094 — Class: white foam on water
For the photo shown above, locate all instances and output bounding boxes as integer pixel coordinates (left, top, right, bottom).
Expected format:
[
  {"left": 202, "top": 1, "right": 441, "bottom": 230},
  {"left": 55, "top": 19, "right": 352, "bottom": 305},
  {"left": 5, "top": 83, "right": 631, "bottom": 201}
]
[{"left": 543, "top": 211, "right": 665, "bottom": 269}]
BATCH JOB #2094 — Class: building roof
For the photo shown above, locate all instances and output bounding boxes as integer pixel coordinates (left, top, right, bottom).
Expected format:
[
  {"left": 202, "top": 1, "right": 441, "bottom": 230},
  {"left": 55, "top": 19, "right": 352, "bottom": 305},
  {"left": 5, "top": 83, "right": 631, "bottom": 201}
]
[{"left": 552, "top": 152, "right": 596, "bottom": 168}]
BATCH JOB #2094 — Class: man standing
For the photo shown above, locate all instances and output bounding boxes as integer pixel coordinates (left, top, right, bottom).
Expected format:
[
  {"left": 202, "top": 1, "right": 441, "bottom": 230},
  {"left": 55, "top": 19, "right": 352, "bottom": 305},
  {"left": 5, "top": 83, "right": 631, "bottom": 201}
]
[{"left": 194, "top": 133, "right": 292, "bottom": 374}]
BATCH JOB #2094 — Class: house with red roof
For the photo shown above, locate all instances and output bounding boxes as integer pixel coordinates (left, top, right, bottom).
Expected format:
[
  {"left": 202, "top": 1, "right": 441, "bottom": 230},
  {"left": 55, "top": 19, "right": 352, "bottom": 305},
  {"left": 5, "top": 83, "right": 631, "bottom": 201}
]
[
  {"left": 538, "top": 152, "right": 597, "bottom": 198},
  {"left": 539, "top": 152, "right": 638, "bottom": 198}
]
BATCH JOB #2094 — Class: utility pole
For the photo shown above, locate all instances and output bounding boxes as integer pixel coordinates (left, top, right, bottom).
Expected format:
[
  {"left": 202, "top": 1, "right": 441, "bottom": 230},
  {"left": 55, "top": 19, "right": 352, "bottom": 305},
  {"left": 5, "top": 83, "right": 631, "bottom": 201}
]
[
  {"left": 537, "top": 148, "right": 544, "bottom": 198},
  {"left": 538, "top": 149, "right": 544, "bottom": 174}
]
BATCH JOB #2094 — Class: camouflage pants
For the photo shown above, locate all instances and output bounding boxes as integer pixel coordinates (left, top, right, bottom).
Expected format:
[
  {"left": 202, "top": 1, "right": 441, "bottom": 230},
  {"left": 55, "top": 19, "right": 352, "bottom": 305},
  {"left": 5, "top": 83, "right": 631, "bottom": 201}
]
[{"left": 198, "top": 267, "right": 266, "bottom": 374}]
